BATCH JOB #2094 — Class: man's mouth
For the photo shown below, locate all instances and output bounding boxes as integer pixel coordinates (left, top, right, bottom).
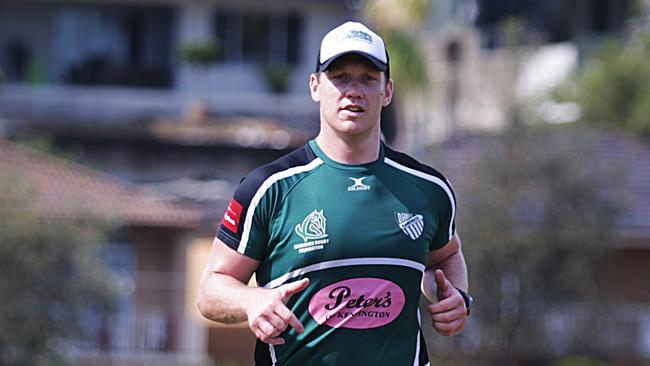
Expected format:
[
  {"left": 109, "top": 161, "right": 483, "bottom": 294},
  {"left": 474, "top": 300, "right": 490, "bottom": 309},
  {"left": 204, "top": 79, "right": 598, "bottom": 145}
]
[{"left": 342, "top": 105, "right": 365, "bottom": 113}]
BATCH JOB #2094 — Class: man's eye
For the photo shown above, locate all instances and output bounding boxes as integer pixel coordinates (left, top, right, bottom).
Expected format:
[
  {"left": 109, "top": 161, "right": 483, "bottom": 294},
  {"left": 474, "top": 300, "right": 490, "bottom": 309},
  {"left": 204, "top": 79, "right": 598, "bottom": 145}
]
[{"left": 364, "top": 75, "right": 378, "bottom": 82}]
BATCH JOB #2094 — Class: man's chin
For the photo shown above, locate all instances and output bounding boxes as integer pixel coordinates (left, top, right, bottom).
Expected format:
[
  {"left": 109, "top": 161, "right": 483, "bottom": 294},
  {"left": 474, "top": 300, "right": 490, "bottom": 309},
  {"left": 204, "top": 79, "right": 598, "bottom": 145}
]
[{"left": 331, "top": 121, "right": 378, "bottom": 137}]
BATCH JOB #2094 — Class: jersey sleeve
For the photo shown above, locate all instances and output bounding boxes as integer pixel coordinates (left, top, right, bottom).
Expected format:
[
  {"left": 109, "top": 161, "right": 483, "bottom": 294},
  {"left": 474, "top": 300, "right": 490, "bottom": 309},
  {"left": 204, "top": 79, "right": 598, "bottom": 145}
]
[
  {"left": 216, "top": 171, "right": 276, "bottom": 261},
  {"left": 216, "top": 143, "right": 318, "bottom": 260},
  {"left": 429, "top": 177, "right": 457, "bottom": 251}
]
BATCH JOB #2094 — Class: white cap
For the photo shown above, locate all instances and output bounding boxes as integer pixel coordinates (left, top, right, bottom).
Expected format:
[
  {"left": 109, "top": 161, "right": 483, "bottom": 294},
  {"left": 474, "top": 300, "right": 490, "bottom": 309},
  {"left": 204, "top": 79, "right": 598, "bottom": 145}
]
[{"left": 317, "top": 21, "right": 389, "bottom": 74}]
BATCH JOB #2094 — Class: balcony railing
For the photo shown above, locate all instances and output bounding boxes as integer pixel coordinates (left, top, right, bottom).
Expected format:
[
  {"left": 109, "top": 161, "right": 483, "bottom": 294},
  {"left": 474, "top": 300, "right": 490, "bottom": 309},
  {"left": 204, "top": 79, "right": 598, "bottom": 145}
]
[{"left": 70, "top": 310, "right": 176, "bottom": 354}]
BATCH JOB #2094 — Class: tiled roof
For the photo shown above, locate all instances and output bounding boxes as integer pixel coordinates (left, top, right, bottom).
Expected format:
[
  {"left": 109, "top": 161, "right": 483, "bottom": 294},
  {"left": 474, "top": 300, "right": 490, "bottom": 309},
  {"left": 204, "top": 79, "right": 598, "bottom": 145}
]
[
  {"left": 0, "top": 140, "right": 205, "bottom": 228},
  {"left": 429, "top": 131, "right": 650, "bottom": 238}
]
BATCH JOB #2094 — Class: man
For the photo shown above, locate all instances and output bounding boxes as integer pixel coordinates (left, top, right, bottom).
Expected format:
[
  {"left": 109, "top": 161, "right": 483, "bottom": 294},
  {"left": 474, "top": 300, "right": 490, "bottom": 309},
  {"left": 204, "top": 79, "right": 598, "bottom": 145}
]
[{"left": 198, "top": 21, "right": 472, "bottom": 365}]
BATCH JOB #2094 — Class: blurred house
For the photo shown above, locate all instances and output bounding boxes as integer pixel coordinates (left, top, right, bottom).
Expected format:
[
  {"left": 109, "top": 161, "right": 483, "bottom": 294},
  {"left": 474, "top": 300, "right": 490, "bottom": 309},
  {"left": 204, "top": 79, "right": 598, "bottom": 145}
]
[
  {"left": 0, "top": 140, "right": 213, "bottom": 365},
  {"left": 0, "top": 0, "right": 359, "bottom": 187},
  {"left": 3, "top": 0, "right": 649, "bottom": 362},
  {"left": 0, "top": 0, "right": 353, "bottom": 235},
  {"left": 422, "top": 8, "right": 650, "bottom": 356},
  {"left": 0, "top": 0, "right": 356, "bottom": 129},
  {"left": 0, "top": 0, "right": 359, "bottom": 364},
  {"left": 400, "top": 0, "right": 634, "bottom": 145},
  {"left": 432, "top": 131, "right": 650, "bottom": 359}
]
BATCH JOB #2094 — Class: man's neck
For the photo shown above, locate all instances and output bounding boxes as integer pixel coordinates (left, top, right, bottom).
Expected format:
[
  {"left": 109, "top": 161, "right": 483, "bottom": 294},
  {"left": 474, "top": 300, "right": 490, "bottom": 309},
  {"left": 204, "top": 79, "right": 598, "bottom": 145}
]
[{"left": 315, "top": 128, "right": 381, "bottom": 165}]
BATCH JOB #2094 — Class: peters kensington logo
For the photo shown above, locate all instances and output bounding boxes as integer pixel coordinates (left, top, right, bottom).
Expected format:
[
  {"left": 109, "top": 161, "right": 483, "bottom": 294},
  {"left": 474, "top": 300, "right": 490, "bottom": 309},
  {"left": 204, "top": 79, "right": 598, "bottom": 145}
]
[
  {"left": 347, "top": 177, "right": 371, "bottom": 192},
  {"left": 294, "top": 209, "right": 329, "bottom": 253},
  {"left": 396, "top": 212, "right": 424, "bottom": 240},
  {"left": 308, "top": 278, "right": 406, "bottom": 329}
]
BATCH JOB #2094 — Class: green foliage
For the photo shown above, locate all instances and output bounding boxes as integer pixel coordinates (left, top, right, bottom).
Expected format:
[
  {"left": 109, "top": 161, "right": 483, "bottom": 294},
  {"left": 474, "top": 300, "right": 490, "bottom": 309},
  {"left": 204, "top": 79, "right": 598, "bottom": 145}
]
[
  {"left": 0, "top": 169, "right": 117, "bottom": 365},
  {"left": 263, "top": 64, "right": 292, "bottom": 94},
  {"left": 560, "top": 35, "right": 650, "bottom": 138},
  {"left": 552, "top": 356, "right": 611, "bottom": 366},
  {"left": 27, "top": 59, "right": 47, "bottom": 86},
  {"left": 380, "top": 29, "right": 429, "bottom": 92},
  {"left": 451, "top": 124, "right": 622, "bottom": 357},
  {"left": 179, "top": 39, "right": 223, "bottom": 65},
  {"left": 362, "top": 0, "right": 430, "bottom": 95},
  {"left": 363, "top": 0, "right": 431, "bottom": 30},
  {"left": 500, "top": 17, "right": 530, "bottom": 48},
  {"left": 14, "top": 136, "right": 83, "bottom": 163}
]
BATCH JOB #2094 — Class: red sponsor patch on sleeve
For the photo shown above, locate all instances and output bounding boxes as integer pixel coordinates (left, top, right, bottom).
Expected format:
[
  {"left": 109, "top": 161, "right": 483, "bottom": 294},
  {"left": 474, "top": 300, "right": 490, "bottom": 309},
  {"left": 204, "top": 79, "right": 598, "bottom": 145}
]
[{"left": 221, "top": 199, "right": 244, "bottom": 233}]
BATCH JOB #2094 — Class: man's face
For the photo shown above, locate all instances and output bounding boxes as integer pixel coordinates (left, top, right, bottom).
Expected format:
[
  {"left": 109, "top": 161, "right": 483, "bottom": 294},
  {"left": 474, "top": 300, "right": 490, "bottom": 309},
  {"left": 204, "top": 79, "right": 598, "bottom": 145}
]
[{"left": 310, "top": 54, "right": 393, "bottom": 139}]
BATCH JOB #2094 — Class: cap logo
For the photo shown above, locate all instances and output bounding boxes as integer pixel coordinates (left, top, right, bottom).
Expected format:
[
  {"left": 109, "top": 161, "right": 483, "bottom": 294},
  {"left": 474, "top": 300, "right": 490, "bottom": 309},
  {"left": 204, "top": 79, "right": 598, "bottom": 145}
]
[{"left": 343, "top": 30, "right": 373, "bottom": 44}]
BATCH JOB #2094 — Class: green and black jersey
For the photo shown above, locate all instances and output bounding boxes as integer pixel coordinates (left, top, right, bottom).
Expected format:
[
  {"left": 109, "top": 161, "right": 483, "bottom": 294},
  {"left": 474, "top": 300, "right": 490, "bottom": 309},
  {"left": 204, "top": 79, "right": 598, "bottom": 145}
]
[{"left": 217, "top": 139, "right": 456, "bottom": 366}]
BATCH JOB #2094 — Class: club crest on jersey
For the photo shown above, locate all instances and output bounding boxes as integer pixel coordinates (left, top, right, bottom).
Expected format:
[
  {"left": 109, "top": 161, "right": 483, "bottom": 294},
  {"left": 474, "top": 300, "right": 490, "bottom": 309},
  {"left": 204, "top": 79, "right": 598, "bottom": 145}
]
[
  {"left": 396, "top": 212, "right": 424, "bottom": 240},
  {"left": 347, "top": 177, "right": 371, "bottom": 191},
  {"left": 294, "top": 209, "right": 329, "bottom": 253}
]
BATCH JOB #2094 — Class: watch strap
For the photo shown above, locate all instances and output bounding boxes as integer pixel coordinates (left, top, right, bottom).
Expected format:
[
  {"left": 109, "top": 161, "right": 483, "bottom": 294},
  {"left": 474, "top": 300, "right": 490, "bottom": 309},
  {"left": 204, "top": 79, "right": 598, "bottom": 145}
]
[{"left": 454, "top": 287, "right": 473, "bottom": 315}]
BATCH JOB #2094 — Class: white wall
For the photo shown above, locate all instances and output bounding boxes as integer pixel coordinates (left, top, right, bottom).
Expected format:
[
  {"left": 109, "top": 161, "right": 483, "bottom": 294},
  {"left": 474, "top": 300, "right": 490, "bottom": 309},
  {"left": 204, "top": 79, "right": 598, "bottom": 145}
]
[{"left": 174, "top": 0, "right": 357, "bottom": 96}]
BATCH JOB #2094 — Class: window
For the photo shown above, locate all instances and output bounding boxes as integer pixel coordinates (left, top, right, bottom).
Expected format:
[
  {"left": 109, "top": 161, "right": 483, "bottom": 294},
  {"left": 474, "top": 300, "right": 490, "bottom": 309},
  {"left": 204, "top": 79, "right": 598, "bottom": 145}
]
[
  {"left": 73, "top": 238, "right": 136, "bottom": 352},
  {"left": 56, "top": 5, "right": 174, "bottom": 87},
  {"left": 214, "top": 9, "right": 302, "bottom": 65}
]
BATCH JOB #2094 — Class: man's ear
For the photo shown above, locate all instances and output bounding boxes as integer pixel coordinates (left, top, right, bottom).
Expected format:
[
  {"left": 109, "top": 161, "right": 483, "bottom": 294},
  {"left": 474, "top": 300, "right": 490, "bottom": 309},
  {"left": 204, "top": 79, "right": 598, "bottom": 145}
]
[
  {"left": 382, "top": 78, "right": 394, "bottom": 107},
  {"left": 309, "top": 73, "right": 320, "bottom": 102}
]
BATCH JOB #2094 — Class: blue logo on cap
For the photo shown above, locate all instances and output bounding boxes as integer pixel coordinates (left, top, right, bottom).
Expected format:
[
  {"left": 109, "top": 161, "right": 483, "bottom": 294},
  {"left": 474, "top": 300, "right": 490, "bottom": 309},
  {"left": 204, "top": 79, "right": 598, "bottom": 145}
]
[{"left": 344, "top": 30, "right": 372, "bottom": 44}]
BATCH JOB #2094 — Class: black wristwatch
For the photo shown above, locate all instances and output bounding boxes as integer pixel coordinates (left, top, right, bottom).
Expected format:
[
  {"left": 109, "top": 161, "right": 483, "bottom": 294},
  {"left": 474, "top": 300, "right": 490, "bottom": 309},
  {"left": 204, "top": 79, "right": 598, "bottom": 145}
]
[{"left": 455, "top": 287, "right": 473, "bottom": 315}]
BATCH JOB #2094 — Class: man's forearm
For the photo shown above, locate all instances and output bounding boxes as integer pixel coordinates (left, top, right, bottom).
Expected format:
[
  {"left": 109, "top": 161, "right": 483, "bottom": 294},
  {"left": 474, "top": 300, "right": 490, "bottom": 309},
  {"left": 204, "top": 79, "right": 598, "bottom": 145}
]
[
  {"left": 421, "top": 249, "right": 468, "bottom": 302},
  {"left": 197, "top": 272, "right": 257, "bottom": 324}
]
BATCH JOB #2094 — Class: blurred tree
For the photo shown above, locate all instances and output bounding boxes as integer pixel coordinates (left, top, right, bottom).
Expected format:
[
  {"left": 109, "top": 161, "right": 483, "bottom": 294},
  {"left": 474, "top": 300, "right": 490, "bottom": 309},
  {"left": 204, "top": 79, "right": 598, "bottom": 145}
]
[
  {"left": 557, "top": 34, "right": 650, "bottom": 138},
  {"left": 423, "top": 12, "right": 627, "bottom": 365},
  {"left": 0, "top": 168, "right": 117, "bottom": 365},
  {"left": 552, "top": 355, "right": 612, "bottom": 366},
  {"left": 364, "top": 0, "right": 430, "bottom": 31},
  {"left": 363, "top": 0, "right": 430, "bottom": 90},
  {"left": 451, "top": 122, "right": 622, "bottom": 363},
  {"left": 363, "top": 0, "right": 431, "bottom": 144},
  {"left": 178, "top": 38, "right": 224, "bottom": 65}
]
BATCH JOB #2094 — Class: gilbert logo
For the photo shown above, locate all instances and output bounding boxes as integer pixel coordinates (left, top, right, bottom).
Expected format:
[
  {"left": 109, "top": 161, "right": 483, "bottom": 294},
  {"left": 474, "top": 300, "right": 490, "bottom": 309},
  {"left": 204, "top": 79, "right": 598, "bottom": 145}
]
[
  {"left": 294, "top": 210, "right": 329, "bottom": 254},
  {"left": 347, "top": 177, "right": 371, "bottom": 192},
  {"left": 396, "top": 212, "right": 424, "bottom": 240}
]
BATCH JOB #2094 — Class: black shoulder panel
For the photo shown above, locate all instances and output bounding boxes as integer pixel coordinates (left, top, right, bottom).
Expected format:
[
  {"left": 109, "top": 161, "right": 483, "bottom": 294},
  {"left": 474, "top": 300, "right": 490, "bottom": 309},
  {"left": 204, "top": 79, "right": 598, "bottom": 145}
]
[{"left": 216, "top": 143, "right": 317, "bottom": 249}]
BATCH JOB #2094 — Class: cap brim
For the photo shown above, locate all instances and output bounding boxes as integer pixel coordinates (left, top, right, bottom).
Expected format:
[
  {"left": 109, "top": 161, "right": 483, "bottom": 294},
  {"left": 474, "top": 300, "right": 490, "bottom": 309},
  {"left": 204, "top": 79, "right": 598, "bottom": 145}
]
[{"left": 318, "top": 51, "right": 388, "bottom": 73}]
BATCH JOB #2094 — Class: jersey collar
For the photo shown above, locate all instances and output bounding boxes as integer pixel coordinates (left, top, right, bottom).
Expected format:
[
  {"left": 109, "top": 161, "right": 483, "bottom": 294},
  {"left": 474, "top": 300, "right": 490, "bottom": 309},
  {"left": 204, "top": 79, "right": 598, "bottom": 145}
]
[{"left": 308, "top": 139, "right": 385, "bottom": 171}]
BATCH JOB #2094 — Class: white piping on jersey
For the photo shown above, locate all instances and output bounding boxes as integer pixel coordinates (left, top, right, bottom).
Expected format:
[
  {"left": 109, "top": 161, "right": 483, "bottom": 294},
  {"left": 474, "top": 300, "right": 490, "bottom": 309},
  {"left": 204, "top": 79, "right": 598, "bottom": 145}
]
[
  {"left": 384, "top": 158, "right": 456, "bottom": 241},
  {"left": 269, "top": 344, "right": 277, "bottom": 365},
  {"left": 262, "top": 257, "right": 426, "bottom": 289},
  {"left": 238, "top": 158, "right": 324, "bottom": 254},
  {"left": 413, "top": 329, "right": 421, "bottom": 366},
  {"left": 414, "top": 309, "right": 422, "bottom": 366}
]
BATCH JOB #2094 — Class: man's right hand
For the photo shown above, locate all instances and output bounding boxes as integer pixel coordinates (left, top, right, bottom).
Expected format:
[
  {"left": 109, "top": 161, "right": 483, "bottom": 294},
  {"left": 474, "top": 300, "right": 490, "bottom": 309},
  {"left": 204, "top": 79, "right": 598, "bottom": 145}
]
[{"left": 246, "top": 278, "right": 310, "bottom": 345}]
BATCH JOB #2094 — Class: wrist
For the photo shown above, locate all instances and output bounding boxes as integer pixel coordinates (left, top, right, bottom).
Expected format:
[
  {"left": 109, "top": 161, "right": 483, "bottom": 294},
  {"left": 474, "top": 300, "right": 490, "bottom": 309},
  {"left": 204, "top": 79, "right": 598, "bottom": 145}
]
[{"left": 454, "top": 287, "right": 473, "bottom": 315}]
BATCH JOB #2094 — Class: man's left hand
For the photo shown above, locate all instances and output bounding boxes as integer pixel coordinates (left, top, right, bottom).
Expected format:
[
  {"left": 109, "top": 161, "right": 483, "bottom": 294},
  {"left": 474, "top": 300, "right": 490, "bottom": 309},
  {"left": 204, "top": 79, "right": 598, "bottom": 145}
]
[{"left": 427, "top": 269, "right": 467, "bottom": 337}]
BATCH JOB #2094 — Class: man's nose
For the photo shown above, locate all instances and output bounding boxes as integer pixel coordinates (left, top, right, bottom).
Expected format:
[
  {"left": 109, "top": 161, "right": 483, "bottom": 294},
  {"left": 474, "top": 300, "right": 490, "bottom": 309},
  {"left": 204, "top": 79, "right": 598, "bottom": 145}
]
[{"left": 344, "top": 79, "right": 362, "bottom": 98}]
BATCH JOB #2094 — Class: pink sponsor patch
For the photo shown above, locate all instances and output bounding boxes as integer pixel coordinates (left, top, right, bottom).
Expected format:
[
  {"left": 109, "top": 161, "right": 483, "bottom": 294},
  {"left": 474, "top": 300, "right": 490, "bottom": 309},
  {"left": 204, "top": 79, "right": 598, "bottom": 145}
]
[{"left": 308, "top": 278, "right": 405, "bottom": 329}]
